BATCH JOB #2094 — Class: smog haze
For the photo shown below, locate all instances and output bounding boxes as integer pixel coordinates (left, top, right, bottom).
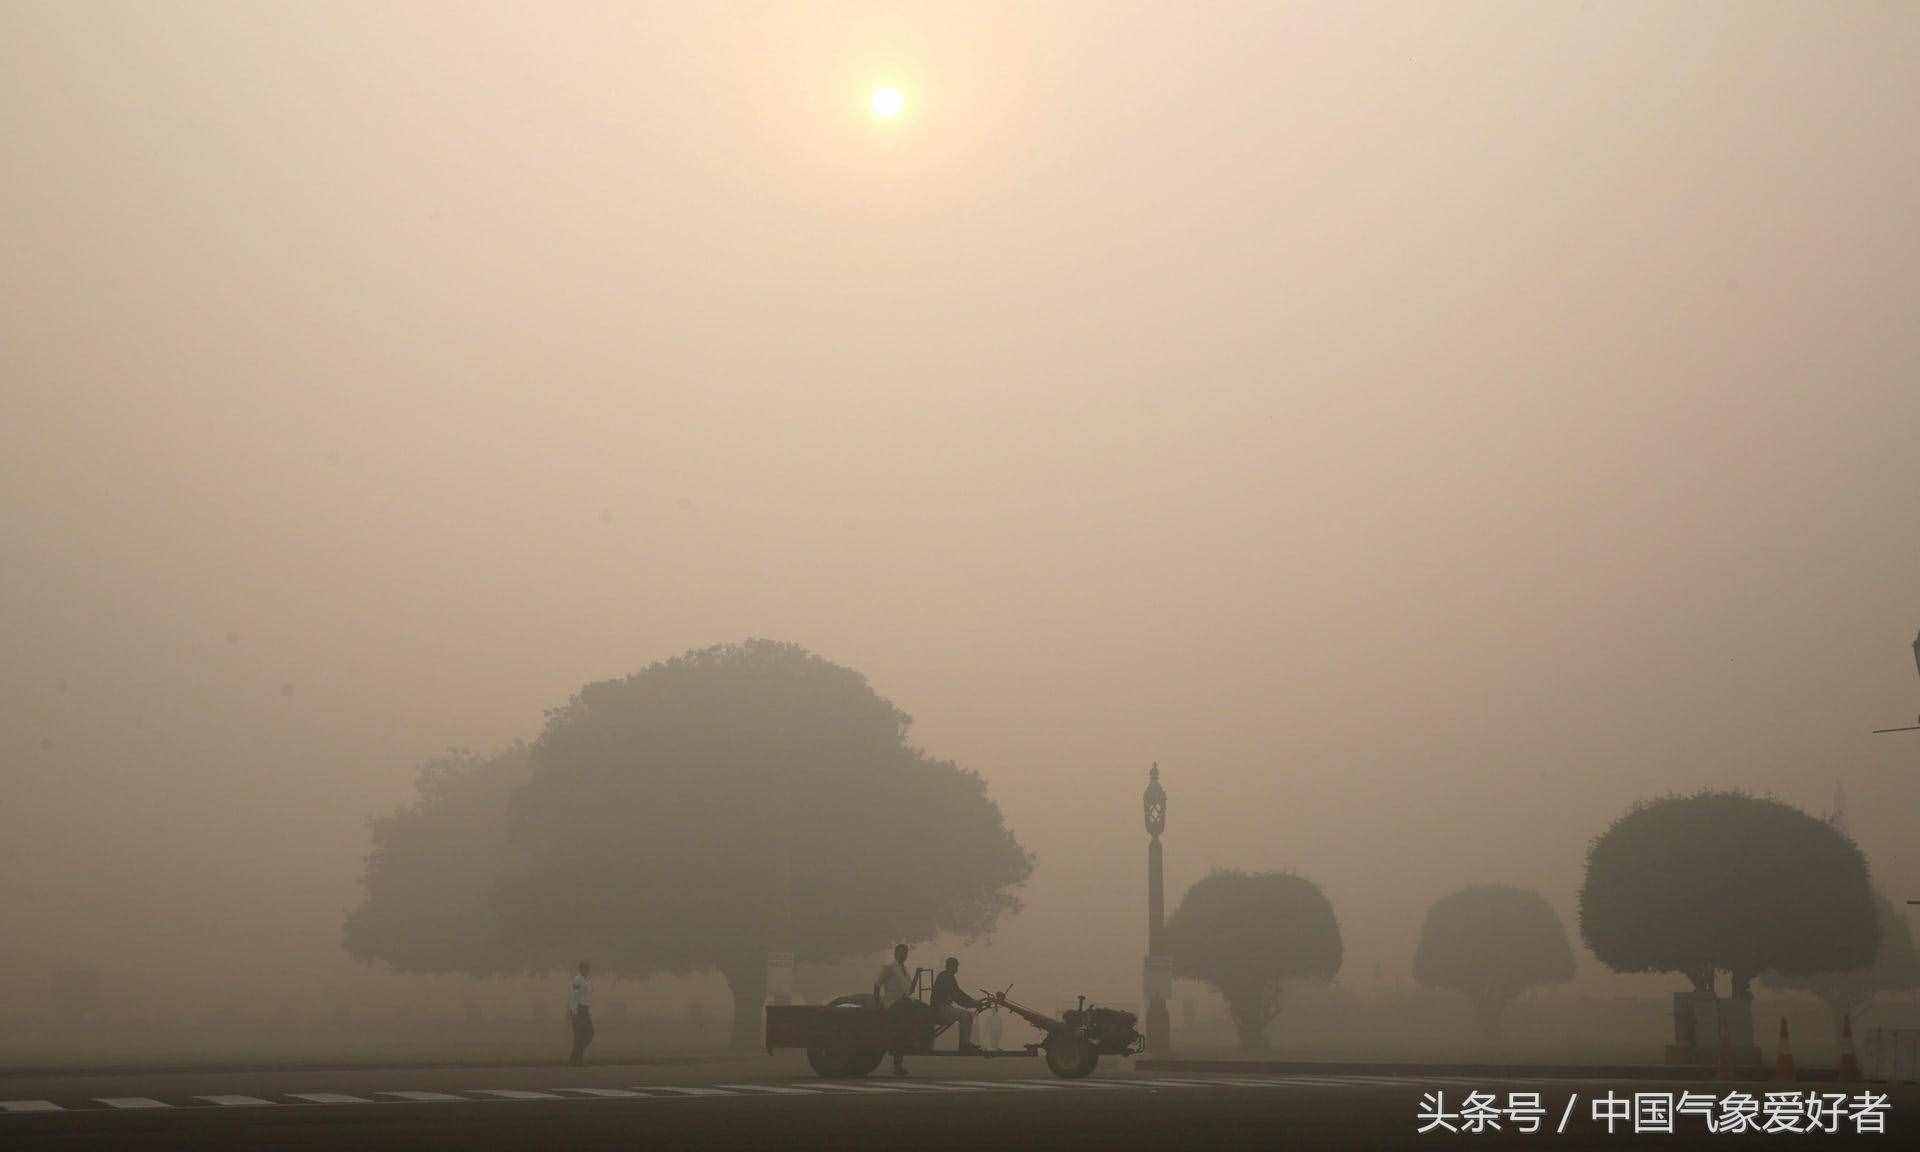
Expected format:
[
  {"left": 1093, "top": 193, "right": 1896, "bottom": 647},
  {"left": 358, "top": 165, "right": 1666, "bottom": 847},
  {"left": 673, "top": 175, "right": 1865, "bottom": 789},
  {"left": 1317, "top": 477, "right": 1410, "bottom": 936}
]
[{"left": 4, "top": 1, "right": 1918, "bottom": 1060}]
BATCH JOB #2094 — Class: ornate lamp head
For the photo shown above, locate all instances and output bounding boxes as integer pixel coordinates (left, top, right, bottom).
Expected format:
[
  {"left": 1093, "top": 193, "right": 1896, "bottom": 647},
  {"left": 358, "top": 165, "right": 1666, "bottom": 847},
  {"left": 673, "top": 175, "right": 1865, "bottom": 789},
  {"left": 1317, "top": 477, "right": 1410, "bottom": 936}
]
[{"left": 1143, "top": 763, "right": 1166, "bottom": 838}]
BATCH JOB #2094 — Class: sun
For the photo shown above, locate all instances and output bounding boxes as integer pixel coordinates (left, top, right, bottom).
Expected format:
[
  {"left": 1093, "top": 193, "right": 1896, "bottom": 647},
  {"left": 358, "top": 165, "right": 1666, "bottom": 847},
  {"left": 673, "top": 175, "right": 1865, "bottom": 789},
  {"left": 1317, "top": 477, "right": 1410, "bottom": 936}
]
[{"left": 869, "top": 85, "right": 906, "bottom": 121}]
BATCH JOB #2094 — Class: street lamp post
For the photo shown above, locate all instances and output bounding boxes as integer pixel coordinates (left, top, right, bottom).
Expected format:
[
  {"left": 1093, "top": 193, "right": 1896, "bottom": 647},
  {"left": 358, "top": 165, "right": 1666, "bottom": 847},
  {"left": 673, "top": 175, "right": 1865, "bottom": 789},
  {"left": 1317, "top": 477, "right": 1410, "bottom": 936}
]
[{"left": 1143, "top": 764, "right": 1172, "bottom": 1056}]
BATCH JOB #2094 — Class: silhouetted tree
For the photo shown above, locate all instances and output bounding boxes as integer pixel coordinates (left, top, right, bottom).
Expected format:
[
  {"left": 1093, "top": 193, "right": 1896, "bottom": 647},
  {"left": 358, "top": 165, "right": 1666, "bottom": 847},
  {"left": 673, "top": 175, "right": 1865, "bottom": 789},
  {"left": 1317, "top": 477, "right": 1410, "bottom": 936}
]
[
  {"left": 1765, "top": 893, "right": 1920, "bottom": 1035},
  {"left": 348, "top": 641, "right": 1033, "bottom": 1050},
  {"left": 1165, "top": 869, "right": 1342, "bottom": 1052},
  {"left": 1579, "top": 791, "right": 1878, "bottom": 999},
  {"left": 343, "top": 744, "right": 535, "bottom": 974},
  {"left": 1412, "top": 884, "right": 1574, "bottom": 1040}
]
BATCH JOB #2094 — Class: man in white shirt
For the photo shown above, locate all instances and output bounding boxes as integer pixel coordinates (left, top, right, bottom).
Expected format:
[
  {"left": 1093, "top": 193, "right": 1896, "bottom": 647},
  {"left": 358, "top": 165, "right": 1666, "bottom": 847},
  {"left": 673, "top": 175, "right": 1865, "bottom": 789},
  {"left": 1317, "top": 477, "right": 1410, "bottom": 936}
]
[
  {"left": 567, "top": 960, "right": 594, "bottom": 1066},
  {"left": 872, "top": 943, "right": 914, "bottom": 1076}
]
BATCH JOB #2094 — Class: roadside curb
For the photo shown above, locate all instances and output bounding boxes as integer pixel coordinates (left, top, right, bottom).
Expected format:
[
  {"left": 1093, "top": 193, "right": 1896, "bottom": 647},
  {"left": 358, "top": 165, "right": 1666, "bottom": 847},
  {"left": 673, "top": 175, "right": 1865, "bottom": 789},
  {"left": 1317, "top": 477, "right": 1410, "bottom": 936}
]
[{"left": 1133, "top": 1058, "right": 1816, "bottom": 1082}]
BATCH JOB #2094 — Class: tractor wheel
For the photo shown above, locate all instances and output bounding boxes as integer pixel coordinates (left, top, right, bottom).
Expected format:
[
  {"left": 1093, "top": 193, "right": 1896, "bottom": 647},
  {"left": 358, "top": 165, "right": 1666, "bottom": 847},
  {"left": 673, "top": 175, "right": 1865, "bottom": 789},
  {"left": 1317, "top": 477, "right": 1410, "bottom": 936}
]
[
  {"left": 1044, "top": 1035, "right": 1100, "bottom": 1079},
  {"left": 847, "top": 1048, "right": 885, "bottom": 1077}
]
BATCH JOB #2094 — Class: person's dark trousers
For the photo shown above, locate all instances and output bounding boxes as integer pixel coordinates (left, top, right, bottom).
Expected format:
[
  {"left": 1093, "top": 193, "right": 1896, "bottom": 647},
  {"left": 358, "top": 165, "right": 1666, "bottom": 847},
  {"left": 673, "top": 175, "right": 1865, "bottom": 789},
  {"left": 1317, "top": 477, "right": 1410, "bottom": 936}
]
[
  {"left": 569, "top": 1007, "right": 595, "bottom": 1066},
  {"left": 886, "top": 998, "right": 923, "bottom": 1073}
]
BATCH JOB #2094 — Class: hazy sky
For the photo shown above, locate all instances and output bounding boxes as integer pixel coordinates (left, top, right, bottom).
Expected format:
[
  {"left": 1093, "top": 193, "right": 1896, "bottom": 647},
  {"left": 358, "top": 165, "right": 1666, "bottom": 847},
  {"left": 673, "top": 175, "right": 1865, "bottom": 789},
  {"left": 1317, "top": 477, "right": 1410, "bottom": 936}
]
[{"left": 4, "top": 2, "right": 1918, "bottom": 1007}]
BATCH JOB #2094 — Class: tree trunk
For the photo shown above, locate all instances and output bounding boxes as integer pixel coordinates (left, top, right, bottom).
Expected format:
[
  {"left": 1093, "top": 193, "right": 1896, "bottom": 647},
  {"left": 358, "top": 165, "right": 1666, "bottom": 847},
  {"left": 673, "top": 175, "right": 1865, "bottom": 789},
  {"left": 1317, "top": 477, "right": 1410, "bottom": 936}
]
[
  {"left": 1226, "top": 983, "right": 1278, "bottom": 1054},
  {"left": 719, "top": 956, "right": 768, "bottom": 1052},
  {"left": 1229, "top": 1004, "right": 1270, "bottom": 1053}
]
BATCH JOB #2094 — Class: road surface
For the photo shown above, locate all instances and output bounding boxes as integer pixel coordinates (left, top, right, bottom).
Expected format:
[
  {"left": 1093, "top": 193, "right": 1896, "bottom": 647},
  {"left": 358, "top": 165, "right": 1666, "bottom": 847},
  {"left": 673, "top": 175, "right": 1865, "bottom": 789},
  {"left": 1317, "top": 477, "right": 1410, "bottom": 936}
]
[{"left": 2, "top": 1055, "right": 1909, "bottom": 1149}]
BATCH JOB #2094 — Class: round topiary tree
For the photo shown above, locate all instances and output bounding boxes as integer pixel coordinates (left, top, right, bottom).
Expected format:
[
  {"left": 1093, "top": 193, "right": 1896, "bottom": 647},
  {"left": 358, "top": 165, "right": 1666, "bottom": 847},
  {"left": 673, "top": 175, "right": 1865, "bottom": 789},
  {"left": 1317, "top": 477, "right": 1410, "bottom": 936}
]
[
  {"left": 1765, "top": 892, "right": 1920, "bottom": 1037},
  {"left": 1579, "top": 790, "right": 1879, "bottom": 999},
  {"left": 1413, "top": 884, "right": 1575, "bottom": 1040},
  {"left": 1165, "top": 869, "right": 1342, "bottom": 1052}
]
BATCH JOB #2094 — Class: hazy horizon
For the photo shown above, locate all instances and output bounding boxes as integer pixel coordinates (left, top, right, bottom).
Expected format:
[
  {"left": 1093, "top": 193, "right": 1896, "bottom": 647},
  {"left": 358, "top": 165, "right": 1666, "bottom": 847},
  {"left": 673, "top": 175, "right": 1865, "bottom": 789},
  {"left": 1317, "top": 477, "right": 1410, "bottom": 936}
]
[{"left": 5, "top": 1, "right": 1918, "bottom": 1044}]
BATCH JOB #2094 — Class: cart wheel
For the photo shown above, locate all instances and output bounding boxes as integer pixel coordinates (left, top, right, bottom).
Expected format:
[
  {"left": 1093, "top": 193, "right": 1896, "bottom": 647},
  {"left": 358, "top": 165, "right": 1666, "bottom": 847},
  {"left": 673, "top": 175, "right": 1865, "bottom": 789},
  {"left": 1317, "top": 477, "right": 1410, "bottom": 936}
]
[
  {"left": 806, "top": 1035, "right": 861, "bottom": 1077},
  {"left": 1044, "top": 1035, "right": 1100, "bottom": 1079}
]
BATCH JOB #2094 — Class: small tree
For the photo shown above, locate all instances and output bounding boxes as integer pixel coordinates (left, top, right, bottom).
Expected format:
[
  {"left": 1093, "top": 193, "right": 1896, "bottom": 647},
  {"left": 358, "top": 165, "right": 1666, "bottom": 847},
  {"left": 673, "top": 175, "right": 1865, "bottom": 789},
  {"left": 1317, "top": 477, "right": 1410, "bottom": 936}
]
[
  {"left": 1579, "top": 791, "right": 1878, "bottom": 999},
  {"left": 1765, "top": 893, "right": 1920, "bottom": 1034},
  {"left": 1412, "top": 884, "right": 1575, "bottom": 1040},
  {"left": 343, "top": 744, "right": 534, "bottom": 974},
  {"left": 1165, "top": 869, "right": 1342, "bottom": 1052}
]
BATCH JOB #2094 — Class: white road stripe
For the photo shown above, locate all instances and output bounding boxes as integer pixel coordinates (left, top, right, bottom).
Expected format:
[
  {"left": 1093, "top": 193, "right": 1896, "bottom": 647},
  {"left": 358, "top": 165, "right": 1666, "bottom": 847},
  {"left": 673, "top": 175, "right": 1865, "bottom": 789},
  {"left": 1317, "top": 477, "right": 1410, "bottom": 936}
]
[
  {"left": 197, "top": 1095, "right": 277, "bottom": 1107},
  {"left": 1126, "top": 1078, "right": 1218, "bottom": 1089},
  {"left": 0, "top": 1100, "right": 62, "bottom": 1113},
  {"left": 645, "top": 1086, "right": 735, "bottom": 1097},
  {"left": 806, "top": 1082, "right": 911, "bottom": 1093},
  {"left": 873, "top": 1080, "right": 986, "bottom": 1091},
  {"left": 1059, "top": 1079, "right": 1145, "bottom": 1089},
  {"left": 1222, "top": 1076, "right": 1368, "bottom": 1088},
  {"left": 380, "top": 1091, "right": 471, "bottom": 1102},
  {"left": 468, "top": 1089, "right": 562, "bottom": 1100},
  {"left": 938, "top": 1079, "right": 1067, "bottom": 1091},
  {"left": 712, "top": 1083, "right": 821, "bottom": 1095},
  {"left": 286, "top": 1093, "right": 376, "bottom": 1105},
  {"left": 551, "top": 1088, "right": 649, "bottom": 1098},
  {"left": 96, "top": 1098, "right": 172, "bottom": 1109}
]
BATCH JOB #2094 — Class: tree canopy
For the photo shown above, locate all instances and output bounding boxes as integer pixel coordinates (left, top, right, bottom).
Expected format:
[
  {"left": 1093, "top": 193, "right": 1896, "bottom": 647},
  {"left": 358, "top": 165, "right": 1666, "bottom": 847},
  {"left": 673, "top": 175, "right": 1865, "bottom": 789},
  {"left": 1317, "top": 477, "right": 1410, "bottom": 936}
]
[
  {"left": 1165, "top": 869, "right": 1342, "bottom": 1052},
  {"left": 1578, "top": 790, "right": 1878, "bottom": 996},
  {"left": 1765, "top": 892, "right": 1920, "bottom": 1025},
  {"left": 1412, "top": 884, "right": 1575, "bottom": 1038},
  {"left": 346, "top": 640, "right": 1034, "bottom": 1048}
]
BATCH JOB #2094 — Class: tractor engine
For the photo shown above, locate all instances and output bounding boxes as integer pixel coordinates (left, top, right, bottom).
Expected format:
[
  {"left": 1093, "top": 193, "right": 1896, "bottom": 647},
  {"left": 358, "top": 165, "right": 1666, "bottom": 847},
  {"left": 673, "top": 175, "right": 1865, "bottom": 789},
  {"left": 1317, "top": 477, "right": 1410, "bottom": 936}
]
[{"left": 1061, "top": 1005, "right": 1143, "bottom": 1055}]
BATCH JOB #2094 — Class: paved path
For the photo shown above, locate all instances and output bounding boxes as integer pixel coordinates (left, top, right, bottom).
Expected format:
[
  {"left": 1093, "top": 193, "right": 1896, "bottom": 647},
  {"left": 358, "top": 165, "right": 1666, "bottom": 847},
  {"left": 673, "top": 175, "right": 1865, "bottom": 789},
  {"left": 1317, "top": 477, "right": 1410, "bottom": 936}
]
[{"left": 2, "top": 1063, "right": 1910, "bottom": 1149}]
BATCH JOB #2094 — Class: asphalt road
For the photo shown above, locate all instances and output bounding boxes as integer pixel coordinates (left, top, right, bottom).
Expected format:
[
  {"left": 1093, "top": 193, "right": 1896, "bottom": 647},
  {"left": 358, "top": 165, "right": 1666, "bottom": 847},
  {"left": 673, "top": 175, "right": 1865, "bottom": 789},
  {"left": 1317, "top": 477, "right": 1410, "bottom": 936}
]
[{"left": 3, "top": 1056, "right": 1912, "bottom": 1150}]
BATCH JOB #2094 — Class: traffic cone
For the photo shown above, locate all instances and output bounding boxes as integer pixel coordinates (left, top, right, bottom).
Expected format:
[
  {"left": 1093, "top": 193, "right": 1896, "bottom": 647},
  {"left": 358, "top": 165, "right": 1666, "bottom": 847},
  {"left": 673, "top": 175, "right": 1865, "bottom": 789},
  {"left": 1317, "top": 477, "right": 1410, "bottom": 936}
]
[
  {"left": 1837, "top": 1013, "right": 1861, "bottom": 1081},
  {"left": 1773, "top": 1017, "right": 1795, "bottom": 1081}
]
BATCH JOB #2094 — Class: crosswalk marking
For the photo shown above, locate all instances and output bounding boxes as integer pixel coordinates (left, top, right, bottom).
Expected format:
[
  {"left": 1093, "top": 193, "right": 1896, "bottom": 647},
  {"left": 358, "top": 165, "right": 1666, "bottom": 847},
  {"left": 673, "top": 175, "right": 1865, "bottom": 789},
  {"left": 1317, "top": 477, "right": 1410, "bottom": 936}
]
[
  {"left": 713, "top": 1083, "right": 821, "bottom": 1095},
  {"left": 380, "top": 1091, "right": 470, "bottom": 1102},
  {"left": 551, "top": 1088, "right": 649, "bottom": 1098},
  {"left": 197, "top": 1095, "right": 277, "bottom": 1107},
  {"left": 646, "top": 1086, "right": 735, "bottom": 1097},
  {"left": 286, "top": 1093, "right": 377, "bottom": 1105},
  {"left": 0, "top": 1100, "right": 62, "bottom": 1113},
  {"left": 469, "top": 1089, "right": 562, "bottom": 1100},
  {"left": 96, "top": 1098, "right": 171, "bottom": 1109}
]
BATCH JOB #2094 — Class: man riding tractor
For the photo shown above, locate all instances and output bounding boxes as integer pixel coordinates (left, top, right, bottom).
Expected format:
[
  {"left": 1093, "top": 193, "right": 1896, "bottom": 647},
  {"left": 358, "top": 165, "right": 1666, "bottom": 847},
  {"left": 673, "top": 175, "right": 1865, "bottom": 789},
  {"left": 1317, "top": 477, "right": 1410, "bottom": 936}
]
[{"left": 931, "top": 956, "right": 985, "bottom": 1055}]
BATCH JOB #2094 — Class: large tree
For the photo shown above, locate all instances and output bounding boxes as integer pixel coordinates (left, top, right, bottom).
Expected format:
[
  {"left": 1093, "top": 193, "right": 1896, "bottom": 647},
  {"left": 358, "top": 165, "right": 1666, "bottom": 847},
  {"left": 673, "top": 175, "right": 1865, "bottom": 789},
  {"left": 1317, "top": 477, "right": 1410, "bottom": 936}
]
[
  {"left": 348, "top": 640, "right": 1034, "bottom": 1050},
  {"left": 1765, "top": 893, "right": 1920, "bottom": 1035},
  {"left": 1412, "top": 884, "right": 1575, "bottom": 1040},
  {"left": 1578, "top": 791, "right": 1878, "bottom": 999},
  {"left": 1164, "top": 869, "right": 1342, "bottom": 1052}
]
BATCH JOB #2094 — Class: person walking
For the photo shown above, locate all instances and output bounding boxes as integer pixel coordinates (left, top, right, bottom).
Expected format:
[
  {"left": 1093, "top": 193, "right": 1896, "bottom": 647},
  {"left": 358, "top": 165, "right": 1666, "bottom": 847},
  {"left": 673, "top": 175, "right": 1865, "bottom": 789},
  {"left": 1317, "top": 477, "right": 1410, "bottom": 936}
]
[{"left": 567, "top": 960, "right": 595, "bottom": 1066}]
